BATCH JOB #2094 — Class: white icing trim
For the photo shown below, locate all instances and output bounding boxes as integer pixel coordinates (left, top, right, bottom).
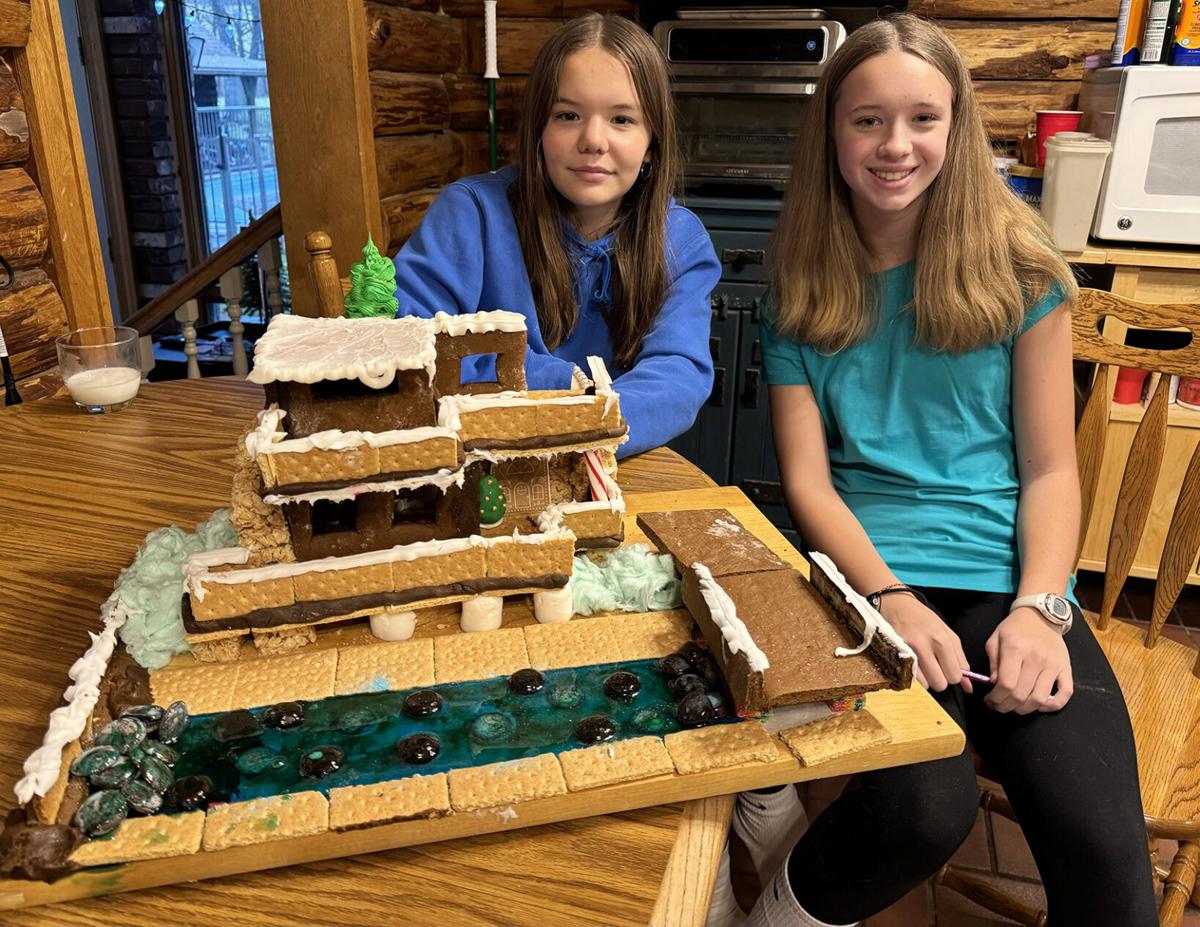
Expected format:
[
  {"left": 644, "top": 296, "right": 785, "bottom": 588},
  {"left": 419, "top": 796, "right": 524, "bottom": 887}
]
[
  {"left": 691, "top": 563, "right": 770, "bottom": 672},
  {"left": 432, "top": 310, "right": 527, "bottom": 336},
  {"left": 183, "top": 528, "right": 574, "bottom": 598},
  {"left": 437, "top": 391, "right": 599, "bottom": 431},
  {"left": 261, "top": 466, "right": 467, "bottom": 506},
  {"left": 808, "top": 551, "right": 917, "bottom": 662},
  {"left": 246, "top": 315, "right": 439, "bottom": 386},
  {"left": 587, "top": 356, "right": 619, "bottom": 421},
  {"left": 258, "top": 425, "right": 459, "bottom": 457},
  {"left": 535, "top": 497, "right": 626, "bottom": 533},
  {"left": 463, "top": 439, "right": 625, "bottom": 465},
  {"left": 14, "top": 598, "right": 128, "bottom": 803}
]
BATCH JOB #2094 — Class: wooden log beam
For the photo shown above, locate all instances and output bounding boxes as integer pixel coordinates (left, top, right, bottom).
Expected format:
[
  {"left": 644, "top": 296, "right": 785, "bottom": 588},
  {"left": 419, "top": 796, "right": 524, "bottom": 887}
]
[
  {"left": 444, "top": 73, "right": 526, "bottom": 131},
  {"left": 442, "top": 0, "right": 562, "bottom": 14},
  {"left": 375, "top": 130, "right": 465, "bottom": 198},
  {"left": 382, "top": 188, "right": 439, "bottom": 253},
  {"left": 365, "top": 2, "right": 462, "bottom": 73},
  {"left": 943, "top": 20, "right": 1114, "bottom": 81},
  {"left": 369, "top": 0, "right": 439, "bottom": 11},
  {"left": 913, "top": 0, "right": 1117, "bottom": 18},
  {"left": 460, "top": 128, "right": 517, "bottom": 176},
  {"left": 0, "top": 0, "right": 31, "bottom": 47},
  {"left": 0, "top": 167, "right": 47, "bottom": 270},
  {"left": 0, "top": 267, "right": 68, "bottom": 379},
  {"left": 0, "top": 56, "right": 29, "bottom": 167},
  {"left": 370, "top": 71, "right": 449, "bottom": 135},
  {"left": 562, "top": 0, "right": 635, "bottom": 12},
  {"left": 12, "top": 0, "right": 110, "bottom": 329},
  {"left": 462, "top": 17, "right": 560, "bottom": 75},
  {"left": 975, "top": 80, "right": 1080, "bottom": 140}
]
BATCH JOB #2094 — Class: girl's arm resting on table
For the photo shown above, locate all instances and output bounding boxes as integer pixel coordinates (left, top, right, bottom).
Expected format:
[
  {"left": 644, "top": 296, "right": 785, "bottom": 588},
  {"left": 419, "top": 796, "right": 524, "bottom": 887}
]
[
  {"left": 609, "top": 231, "right": 720, "bottom": 458},
  {"left": 770, "top": 384, "right": 972, "bottom": 693},
  {"left": 987, "top": 302, "right": 1079, "bottom": 714}
]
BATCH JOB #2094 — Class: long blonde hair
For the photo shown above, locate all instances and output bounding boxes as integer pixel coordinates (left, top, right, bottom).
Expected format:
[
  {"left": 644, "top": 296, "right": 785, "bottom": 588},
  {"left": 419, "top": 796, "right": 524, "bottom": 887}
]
[
  {"left": 510, "top": 13, "right": 680, "bottom": 368},
  {"left": 770, "top": 14, "right": 1077, "bottom": 353}
]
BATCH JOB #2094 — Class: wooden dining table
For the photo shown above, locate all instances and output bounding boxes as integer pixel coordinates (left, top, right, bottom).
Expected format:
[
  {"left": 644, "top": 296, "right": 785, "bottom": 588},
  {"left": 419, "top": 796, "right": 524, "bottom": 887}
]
[{"left": 0, "top": 377, "right": 963, "bottom": 925}]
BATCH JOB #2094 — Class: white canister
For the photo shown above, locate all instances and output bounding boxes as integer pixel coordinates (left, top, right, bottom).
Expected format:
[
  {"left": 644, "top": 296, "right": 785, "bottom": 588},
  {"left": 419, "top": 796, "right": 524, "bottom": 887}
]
[{"left": 1042, "top": 135, "right": 1113, "bottom": 252}]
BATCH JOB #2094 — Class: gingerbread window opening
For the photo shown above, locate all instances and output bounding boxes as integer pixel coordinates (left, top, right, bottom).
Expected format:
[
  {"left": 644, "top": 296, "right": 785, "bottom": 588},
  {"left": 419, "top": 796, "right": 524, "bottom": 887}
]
[
  {"left": 392, "top": 485, "right": 440, "bottom": 526},
  {"left": 458, "top": 353, "right": 502, "bottom": 389},
  {"left": 311, "top": 377, "right": 401, "bottom": 402},
  {"left": 311, "top": 498, "right": 359, "bottom": 535}
]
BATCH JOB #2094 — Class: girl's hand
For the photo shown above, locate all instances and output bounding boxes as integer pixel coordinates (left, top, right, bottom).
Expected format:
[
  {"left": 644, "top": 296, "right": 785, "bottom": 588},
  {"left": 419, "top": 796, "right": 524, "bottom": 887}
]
[
  {"left": 983, "top": 608, "right": 1073, "bottom": 714},
  {"left": 879, "top": 594, "right": 972, "bottom": 694}
]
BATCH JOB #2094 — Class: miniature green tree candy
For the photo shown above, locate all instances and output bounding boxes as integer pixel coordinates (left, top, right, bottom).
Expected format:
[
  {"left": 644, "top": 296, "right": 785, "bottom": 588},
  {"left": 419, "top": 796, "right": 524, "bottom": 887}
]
[
  {"left": 343, "top": 236, "right": 399, "bottom": 319},
  {"left": 478, "top": 475, "right": 506, "bottom": 525}
]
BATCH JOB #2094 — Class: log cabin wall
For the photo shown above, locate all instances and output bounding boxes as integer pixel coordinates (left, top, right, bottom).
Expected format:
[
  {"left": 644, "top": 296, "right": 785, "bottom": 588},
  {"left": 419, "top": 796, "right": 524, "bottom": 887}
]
[
  {"left": 0, "top": 0, "right": 111, "bottom": 401},
  {"left": 365, "top": 0, "right": 634, "bottom": 254},
  {"left": 911, "top": 0, "right": 1117, "bottom": 143}
]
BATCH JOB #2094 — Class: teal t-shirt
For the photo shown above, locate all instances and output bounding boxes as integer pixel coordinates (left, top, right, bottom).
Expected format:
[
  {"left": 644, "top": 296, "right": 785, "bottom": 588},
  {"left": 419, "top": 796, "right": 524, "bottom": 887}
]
[{"left": 760, "top": 261, "right": 1065, "bottom": 594}]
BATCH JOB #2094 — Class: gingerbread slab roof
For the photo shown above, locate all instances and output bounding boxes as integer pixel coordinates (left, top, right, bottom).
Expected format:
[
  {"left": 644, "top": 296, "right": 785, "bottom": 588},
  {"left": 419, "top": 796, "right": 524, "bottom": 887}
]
[
  {"left": 636, "top": 509, "right": 788, "bottom": 577},
  {"left": 246, "top": 311, "right": 527, "bottom": 387}
]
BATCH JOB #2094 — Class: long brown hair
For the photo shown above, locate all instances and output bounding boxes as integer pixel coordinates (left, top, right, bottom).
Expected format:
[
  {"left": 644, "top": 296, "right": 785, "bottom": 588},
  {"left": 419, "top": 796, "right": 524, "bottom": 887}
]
[
  {"left": 770, "top": 14, "right": 1077, "bottom": 353},
  {"left": 510, "top": 13, "right": 680, "bottom": 368}
]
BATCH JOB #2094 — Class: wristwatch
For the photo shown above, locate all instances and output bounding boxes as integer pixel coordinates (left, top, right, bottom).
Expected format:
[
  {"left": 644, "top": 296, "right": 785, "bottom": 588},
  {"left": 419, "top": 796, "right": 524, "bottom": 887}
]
[{"left": 1010, "top": 592, "right": 1073, "bottom": 634}]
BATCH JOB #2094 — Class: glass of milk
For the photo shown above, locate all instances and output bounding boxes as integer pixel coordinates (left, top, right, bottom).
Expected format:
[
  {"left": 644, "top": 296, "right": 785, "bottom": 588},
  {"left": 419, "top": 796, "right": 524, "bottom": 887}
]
[{"left": 55, "top": 326, "right": 142, "bottom": 413}]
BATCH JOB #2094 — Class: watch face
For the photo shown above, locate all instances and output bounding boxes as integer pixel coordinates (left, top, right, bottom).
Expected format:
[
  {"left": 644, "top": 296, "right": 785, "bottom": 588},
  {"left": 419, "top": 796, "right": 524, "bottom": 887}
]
[{"left": 1047, "top": 595, "right": 1072, "bottom": 621}]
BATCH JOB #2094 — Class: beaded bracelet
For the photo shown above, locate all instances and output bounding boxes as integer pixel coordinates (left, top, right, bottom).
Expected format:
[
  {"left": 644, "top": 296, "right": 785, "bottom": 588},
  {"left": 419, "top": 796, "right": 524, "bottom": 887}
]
[{"left": 866, "top": 583, "right": 930, "bottom": 610}]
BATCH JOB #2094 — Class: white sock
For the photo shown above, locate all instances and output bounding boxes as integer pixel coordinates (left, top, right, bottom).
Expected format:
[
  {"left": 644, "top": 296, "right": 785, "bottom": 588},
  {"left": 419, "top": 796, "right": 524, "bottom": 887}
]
[
  {"left": 732, "top": 787, "right": 809, "bottom": 886},
  {"left": 704, "top": 841, "right": 744, "bottom": 927},
  {"left": 744, "top": 858, "right": 858, "bottom": 927}
]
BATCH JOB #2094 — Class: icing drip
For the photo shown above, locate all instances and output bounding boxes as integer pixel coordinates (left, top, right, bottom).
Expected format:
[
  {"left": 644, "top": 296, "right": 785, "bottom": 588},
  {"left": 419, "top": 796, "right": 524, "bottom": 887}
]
[
  {"left": 14, "top": 599, "right": 127, "bottom": 803},
  {"left": 691, "top": 563, "right": 770, "bottom": 672},
  {"left": 261, "top": 466, "right": 467, "bottom": 506},
  {"left": 246, "top": 315, "right": 439, "bottom": 386},
  {"left": 463, "top": 439, "right": 624, "bottom": 465},
  {"left": 808, "top": 551, "right": 917, "bottom": 661}
]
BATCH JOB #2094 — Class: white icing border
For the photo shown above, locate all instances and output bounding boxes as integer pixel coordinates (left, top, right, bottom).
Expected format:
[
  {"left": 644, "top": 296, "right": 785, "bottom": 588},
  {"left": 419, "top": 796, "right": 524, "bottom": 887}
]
[
  {"left": 535, "top": 496, "right": 626, "bottom": 533},
  {"left": 432, "top": 309, "right": 527, "bottom": 336},
  {"left": 261, "top": 466, "right": 467, "bottom": 506},
  {"left": 807, "top": 551, "right": 917, "bottom": 661},
  {"left": 437, "top": 392, "right": 598, "bottom": 432},
  {"left": 183, "top": 528, "right": 574, "bottom": 598},
  {"left": 14, "top": 598, "right": 128, "bottom": 803},
  {"left": 258, "top": 425, "right": 459, "bottom": 457},
  {"left": 691, "top": 563, "right": 770, "bottom": 672}
]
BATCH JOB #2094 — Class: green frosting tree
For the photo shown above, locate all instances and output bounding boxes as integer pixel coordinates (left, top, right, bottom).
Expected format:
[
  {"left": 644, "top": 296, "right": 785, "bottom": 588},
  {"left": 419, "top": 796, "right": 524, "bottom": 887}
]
[
  {"left": 479, "top": 475, "right": 507, "bottom": 526},
  {"left": 343, "top": 236, "right": 399, "bottom": 318}
]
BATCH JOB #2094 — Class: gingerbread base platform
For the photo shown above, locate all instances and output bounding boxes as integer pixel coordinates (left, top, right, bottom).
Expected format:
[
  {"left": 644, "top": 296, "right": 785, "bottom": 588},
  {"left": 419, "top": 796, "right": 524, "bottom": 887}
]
[{"left": 0, "top": 487, "right": 962, "bottom": 912}]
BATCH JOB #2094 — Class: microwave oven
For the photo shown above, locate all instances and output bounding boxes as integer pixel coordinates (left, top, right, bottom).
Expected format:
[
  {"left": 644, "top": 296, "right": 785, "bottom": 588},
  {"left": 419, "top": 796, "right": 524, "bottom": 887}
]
[{"left": 1088, "top": 66, "right": 1200, "bottom": 246}]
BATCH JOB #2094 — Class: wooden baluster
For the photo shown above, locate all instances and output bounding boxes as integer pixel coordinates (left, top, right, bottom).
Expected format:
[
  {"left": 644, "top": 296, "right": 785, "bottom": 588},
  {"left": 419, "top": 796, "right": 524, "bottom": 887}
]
[
  {"left": 305, "top": 230, "right": 344, "bottom": 318},
  {"left": 1148, "top": 439, "right": 1200, "bottom": 647},
  {"left": 1099, "top": 373, "right": 1170, "bottom": 631},
  {"left": 137, "top": 335, "right": 155, "bottom": 380},
  {"left": 175, "top": 299, "right": 200, "bottom": 379},
  {"left": 219, "top": 266, "right": 248, "bottom": 376},
  {"left": 258, "top": 237, "right": 285, "bottom": 317},
  {"left": 1160, "top": 841, "right": 1199, "bottom": 927}
]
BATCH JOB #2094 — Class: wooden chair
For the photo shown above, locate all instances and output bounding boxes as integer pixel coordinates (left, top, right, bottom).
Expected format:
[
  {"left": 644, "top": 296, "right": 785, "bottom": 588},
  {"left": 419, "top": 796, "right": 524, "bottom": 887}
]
[{"left": 938, "top": 289, "right": 1200, "bottom": 927}]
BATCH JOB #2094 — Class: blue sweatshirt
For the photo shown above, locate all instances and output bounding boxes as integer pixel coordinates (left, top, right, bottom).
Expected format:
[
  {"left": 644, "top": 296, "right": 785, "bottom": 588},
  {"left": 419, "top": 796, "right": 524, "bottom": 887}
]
[{"left": 391, "top": 166, "right": 720, "bottom": 458}]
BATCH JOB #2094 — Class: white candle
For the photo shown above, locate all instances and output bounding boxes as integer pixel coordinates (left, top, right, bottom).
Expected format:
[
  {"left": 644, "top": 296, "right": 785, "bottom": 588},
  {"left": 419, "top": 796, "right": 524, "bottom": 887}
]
[{"left": 65, "top": 366, "right": 141, "bottom": 407}]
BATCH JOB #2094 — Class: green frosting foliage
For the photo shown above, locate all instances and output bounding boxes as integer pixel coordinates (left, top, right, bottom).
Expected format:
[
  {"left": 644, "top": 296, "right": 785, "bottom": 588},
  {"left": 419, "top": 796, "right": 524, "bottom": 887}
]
[
  {"left": 115, "top": 509, "right": 238, "bottom": 670},
  {"left": 479, "top": 475, "right": 506, "bottom": 525},
  {"left": 571, "top": 544, "right": 682, "bottom": 616},
  {"left": 343, "top": 236, "right": 399, "bottom": 319}
]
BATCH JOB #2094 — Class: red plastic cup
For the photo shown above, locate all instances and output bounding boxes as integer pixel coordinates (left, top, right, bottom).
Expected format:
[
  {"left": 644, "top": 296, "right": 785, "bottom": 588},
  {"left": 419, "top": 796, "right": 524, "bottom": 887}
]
[
  {"left": 1035, "top": 110, "right": 1083, "bottom": 168},
  {"left": 1178, "top": 376, "right": 1200, "bottom": 411},
  {"left": 1113, "top": 366, "right": 1149, "bottom": 404}
]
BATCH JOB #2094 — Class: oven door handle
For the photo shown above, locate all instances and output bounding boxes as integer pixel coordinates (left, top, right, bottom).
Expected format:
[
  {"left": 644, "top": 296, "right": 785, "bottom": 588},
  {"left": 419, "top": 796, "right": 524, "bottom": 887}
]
[{"left": 671, "top": 80, "right": 817, "bottom": 96}]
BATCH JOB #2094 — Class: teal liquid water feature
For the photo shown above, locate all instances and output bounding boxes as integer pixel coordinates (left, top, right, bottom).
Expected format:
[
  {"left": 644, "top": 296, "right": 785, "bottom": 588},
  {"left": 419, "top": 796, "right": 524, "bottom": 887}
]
[{"left": 171, "top": 659, "right": 722, "bottom": 804}]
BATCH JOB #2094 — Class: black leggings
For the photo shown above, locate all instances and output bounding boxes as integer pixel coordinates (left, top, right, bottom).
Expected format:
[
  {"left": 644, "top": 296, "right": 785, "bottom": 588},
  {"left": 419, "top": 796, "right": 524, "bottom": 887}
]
[{"left": 786, "top": 587, "right": 1158, "bottom": 927}]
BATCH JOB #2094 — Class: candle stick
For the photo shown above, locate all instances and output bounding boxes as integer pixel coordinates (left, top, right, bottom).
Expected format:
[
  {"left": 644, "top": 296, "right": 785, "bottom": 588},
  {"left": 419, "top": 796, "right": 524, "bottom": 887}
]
[
  {"left": 0, "top": 321, "right": 22, "bottom": 406},
  {"left": 484, "top": 0, "right": 499, "bottom": 172}
]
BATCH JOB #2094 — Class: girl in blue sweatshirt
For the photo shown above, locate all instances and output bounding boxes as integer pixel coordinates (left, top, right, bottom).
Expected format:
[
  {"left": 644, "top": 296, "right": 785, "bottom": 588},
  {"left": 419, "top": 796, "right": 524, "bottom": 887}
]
[{"left": 391, "top": 14, "right": 720, "bottom": 459}]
